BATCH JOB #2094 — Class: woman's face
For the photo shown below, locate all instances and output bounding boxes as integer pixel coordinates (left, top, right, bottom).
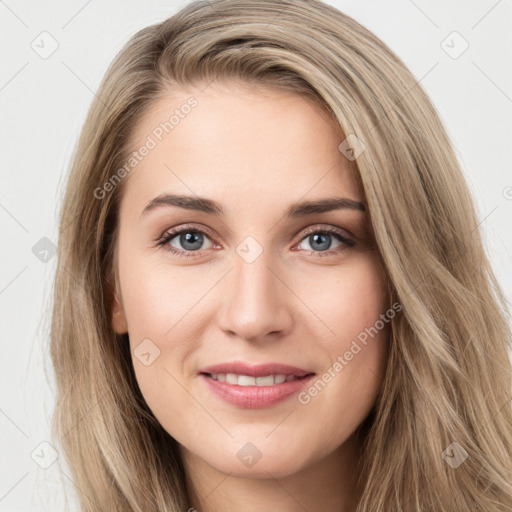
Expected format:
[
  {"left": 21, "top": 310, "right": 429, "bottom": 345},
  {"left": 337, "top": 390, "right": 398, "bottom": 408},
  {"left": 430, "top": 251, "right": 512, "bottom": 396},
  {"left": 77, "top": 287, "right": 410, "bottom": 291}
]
[{"left": 112, "top": 81, "right": 390, "bottom": 479}]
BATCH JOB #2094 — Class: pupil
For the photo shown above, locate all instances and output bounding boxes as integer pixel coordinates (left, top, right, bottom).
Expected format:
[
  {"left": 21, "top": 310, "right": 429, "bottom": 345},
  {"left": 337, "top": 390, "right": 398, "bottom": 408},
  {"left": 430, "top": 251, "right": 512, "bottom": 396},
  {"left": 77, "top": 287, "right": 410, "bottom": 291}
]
[
  {"left": 310, "top": 233, "right": 331, "bottom": 251},
  {"left": 181, "top": 232, "right": 203, "bottom": 250}
]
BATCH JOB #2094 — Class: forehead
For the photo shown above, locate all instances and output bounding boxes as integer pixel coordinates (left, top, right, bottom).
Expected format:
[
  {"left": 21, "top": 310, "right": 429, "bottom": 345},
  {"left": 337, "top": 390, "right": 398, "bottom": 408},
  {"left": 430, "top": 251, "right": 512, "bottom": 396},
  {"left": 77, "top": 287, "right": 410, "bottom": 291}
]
[{"left": 121, "top": 81, "right": 364, "bottom": 215}]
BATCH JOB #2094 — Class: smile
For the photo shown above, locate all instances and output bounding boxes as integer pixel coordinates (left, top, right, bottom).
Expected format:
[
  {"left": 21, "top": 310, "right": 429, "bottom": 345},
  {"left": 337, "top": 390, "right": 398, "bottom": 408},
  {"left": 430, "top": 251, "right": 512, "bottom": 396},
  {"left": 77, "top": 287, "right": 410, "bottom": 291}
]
[
  {"left": 207, "top": 373, "right": 302, "bottom": 386},
  {"left": 200, "top": 372, "right": 315, "bottom": 408}
]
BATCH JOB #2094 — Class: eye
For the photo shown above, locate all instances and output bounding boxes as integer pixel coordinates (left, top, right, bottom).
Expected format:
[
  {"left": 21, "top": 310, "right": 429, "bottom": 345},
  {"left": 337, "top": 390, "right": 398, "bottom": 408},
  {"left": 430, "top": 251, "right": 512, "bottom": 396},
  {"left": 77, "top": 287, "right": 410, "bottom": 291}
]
[
  {"left": 295, "top": 226, "right": 355, "bottom": 257},
  {"left": 156, "top": 224, "right": 216, "bottom": 258}
]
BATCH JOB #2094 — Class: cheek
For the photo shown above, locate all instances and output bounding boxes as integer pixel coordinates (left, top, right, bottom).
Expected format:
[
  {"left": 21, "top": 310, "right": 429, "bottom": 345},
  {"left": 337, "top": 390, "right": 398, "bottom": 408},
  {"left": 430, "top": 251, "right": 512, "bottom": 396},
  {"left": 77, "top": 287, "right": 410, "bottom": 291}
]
[
  {"left": 119, "top": 249, "right": 207, "bottom": 341},
  {"left": 294, "top": 254, "right": 390, "bottom": 419},
  {"left": 118, "top": 254, "right": 205, "bottom": 437},
  {"left": 296, "top": 253, "right": 389, "bottom": 347}
]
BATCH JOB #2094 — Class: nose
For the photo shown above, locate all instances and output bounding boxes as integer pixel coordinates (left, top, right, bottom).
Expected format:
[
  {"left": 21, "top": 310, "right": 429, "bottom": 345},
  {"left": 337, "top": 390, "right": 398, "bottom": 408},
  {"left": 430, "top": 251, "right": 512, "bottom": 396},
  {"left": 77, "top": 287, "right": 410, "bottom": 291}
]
[{"left": 217, "top": 250, "right": 294, "bottom": 343}]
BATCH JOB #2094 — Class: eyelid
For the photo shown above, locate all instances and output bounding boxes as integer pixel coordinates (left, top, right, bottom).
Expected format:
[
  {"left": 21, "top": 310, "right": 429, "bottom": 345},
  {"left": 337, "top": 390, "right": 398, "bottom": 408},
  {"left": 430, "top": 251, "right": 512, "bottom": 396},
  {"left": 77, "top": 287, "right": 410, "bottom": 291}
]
[
  {"left": 155, "top": 222, "right": 217, "bottom": 245},
  {"left": 298, "top": 224, "right": 354, "bottom": 243}
]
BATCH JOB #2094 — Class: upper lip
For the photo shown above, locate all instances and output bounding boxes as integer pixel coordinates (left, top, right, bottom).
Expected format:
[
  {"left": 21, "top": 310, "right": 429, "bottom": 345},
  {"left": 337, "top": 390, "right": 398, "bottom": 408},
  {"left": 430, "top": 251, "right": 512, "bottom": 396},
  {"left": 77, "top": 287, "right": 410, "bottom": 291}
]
[{"left": 200, "top": 361, "right": 315, "bottom": 378}]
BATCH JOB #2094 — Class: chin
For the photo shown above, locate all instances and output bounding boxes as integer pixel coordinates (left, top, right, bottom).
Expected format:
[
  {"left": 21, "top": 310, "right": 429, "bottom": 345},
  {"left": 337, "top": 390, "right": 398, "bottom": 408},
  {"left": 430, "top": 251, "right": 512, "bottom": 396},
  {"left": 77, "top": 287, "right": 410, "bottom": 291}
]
[{"left": 200, "top": 442, "right": 309, "bottom": 479}]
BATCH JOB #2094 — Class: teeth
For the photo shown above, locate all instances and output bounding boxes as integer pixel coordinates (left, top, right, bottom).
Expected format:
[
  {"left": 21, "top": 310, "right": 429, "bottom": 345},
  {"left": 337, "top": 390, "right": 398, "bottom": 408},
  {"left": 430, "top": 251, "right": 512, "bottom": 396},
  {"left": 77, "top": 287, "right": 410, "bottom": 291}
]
[
  {"left": 274, "top": 374, "right": 287, "bottom": 384},
  {"left": 257, "top": 375, "right": 275, "bottom": 386},
  {"left": 238, "top": 375, "right": 255, "bottom": 386},
  {"left": 226, "top": 373, "right": 238, "bottom": 385},
  {"left": 209, "top": 373, "right": 299, "bottom": 386}
]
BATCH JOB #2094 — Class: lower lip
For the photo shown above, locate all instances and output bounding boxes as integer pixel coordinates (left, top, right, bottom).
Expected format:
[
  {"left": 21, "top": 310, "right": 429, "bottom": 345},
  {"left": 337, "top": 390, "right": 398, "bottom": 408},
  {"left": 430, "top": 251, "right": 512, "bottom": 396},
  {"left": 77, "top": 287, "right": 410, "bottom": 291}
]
[{"left": 200, "top": 373, "right": 315, "bottom": 409}]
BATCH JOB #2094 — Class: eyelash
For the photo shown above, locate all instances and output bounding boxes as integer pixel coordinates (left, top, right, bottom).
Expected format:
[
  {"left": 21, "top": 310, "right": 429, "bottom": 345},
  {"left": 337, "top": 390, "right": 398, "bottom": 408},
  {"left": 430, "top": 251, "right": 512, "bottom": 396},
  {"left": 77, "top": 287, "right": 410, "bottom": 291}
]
[{"left": 155, "top": 223, "right": 355, "bottom": 259}]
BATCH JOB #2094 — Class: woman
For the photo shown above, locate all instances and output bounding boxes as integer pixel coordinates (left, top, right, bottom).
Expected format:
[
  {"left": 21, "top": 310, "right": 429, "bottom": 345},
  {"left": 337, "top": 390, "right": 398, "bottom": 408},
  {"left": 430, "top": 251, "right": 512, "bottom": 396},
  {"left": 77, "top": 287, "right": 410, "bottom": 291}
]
[{"left": 50, "top": 0, "right": 512, "bottom": 510}]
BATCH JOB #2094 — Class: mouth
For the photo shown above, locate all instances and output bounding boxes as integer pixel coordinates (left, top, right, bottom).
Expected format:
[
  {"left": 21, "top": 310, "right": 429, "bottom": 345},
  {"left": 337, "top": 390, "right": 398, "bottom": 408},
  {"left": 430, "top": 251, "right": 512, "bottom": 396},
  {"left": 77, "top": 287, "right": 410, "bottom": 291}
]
[
  {"left": 199, "top": 368, "right": 316, "bottom": 408},
  {"left": 199, "top": 360, "right": 314, "bottom": 379},
  {"left": 201, "top": 372, "right": 313, "bottom": 386}
]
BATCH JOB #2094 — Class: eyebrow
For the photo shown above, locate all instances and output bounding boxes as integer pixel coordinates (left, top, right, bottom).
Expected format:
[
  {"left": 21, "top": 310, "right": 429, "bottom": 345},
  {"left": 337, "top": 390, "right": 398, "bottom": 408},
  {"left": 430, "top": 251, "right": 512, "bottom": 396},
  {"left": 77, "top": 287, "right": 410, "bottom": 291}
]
[{"left": 141, "top": 193, "right": 366, "bottom": 218}]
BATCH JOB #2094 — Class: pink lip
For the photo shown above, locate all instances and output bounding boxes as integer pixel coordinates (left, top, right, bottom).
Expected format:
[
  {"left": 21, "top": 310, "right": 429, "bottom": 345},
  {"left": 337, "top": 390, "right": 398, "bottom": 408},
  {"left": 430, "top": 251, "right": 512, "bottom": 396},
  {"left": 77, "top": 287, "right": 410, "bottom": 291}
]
[
  {"left": 199, "top": 361, "right": 313, "bottom": 378},
  {"left": 200, "top": 373, "right": 315, "bottom": 408},
  {"left": 198, "top": 361, "right": 316, "bottom": 409}
]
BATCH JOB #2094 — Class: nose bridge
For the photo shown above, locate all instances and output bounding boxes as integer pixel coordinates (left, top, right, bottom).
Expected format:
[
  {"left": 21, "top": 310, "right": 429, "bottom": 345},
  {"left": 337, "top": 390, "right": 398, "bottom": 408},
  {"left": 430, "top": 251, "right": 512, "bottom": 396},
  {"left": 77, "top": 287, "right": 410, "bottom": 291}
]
[{"left": 217, "top": 244, "right": 292, "bottom": 341}]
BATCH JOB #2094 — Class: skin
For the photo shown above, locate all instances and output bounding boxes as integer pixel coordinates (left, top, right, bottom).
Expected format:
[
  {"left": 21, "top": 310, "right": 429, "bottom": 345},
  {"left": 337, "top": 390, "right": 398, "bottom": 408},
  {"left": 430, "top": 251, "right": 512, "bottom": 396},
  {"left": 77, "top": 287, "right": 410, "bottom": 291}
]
[{"left": 111, "top": 81, "right": 391, "bottom": 512}]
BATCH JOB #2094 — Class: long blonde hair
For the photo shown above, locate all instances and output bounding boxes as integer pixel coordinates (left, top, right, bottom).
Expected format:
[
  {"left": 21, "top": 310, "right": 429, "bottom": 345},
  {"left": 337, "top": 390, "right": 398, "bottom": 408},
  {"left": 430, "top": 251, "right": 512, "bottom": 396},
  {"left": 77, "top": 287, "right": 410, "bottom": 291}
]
[{"left": 50, "top": 0, "right": 512, "bottom": 510}]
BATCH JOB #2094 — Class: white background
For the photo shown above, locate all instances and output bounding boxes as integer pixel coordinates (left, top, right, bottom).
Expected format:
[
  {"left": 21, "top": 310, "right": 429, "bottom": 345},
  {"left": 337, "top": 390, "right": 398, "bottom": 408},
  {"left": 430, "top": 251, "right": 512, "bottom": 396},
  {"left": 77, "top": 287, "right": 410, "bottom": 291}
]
[{"left": 1, "top": 0, "right": 511, "bottom": 510}]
